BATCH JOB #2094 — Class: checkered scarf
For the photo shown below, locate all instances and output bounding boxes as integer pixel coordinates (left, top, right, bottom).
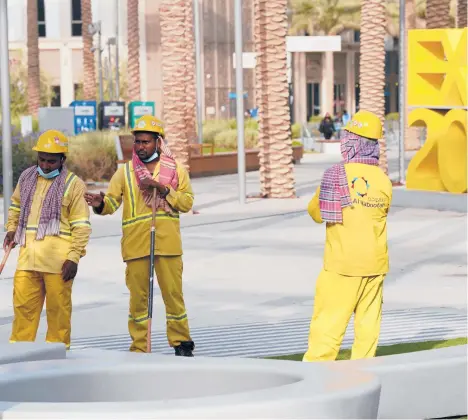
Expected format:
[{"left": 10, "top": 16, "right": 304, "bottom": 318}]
[
  {"left": 132, "top": 139, "right": 179, "bottom": 212},
  {"left": 319, "top": 131, "right": 380, "bottom": 224},
  {"left": 14, "top": 165, "right": 68, "bottom": 247}
]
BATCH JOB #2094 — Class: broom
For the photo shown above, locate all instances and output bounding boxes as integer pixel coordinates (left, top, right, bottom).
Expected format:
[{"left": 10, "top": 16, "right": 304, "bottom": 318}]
[
  {"left": 0, "top": 242, "right": 13, "bottom": 275},
  {"left": 146, "top": 188, "right": 157, "bottom": 353}
]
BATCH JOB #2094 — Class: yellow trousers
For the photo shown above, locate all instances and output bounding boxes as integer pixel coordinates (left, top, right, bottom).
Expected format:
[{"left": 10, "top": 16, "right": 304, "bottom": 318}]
[
  {"left": 10, "top": 270, "right": 73, "bottom": 349},
  {"left": 125, "top": 256, "right": 192, "bottom": 353},
  {"left": 303, "top": 269, "right": 385, "bottom": 362}
]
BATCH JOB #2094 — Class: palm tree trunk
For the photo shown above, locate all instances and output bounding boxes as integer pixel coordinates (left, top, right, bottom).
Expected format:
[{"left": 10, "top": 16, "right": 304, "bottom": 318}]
[
  {"left": 184, "top": 1, "right": 197, "bottom": 145},
  {"left": 457, "top": 0, "right": 467, "bottom": 27},
  {"left": 359, "top": 0, "right": 388, "bottom": 174},
  {"left": 127, "top": 0, "right": 141, "bottom": 101},
  {"left": 27, "top": 0, "right": 40, "bottom": 117},
  {"left": 254, "top": 0, "right": 296, "bottom": 198},
  {"left": 405, "top": 0, "right": 421, "bottom": 151},
  {"left": 160, "top": 0, "right": 190, "bottom": 169},
  {"left": 81, "top": 0, "right": 96, "bottom": 100},
  {"left": 426, "top": 0, "right": 451, "bottom": 29}
]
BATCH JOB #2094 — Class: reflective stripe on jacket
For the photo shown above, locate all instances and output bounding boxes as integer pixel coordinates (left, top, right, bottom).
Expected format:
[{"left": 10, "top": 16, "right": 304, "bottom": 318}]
[{"left": 97, "top": 161, "right": 194, "bottom": 261}]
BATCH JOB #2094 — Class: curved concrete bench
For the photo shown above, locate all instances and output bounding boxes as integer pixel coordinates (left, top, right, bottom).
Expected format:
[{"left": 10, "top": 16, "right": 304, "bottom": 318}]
[
  {"left": 0, "top": 344, "right": 465, "bottom": 419},
  {"left": 0, "top": 343, "right": 66, "bottom": 366},
  {"left": 0, "top": 353, "right": 381, "bottom": 419},
  {"left": 344, "top": 345, "right": 468, "bottom": 419}
]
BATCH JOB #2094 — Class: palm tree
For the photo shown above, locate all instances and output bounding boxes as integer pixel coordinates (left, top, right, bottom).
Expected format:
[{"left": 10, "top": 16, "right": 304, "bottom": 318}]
[
  {"left": 127, "top": 0, "right": 141, "bottom": 101},
  {"left": 359, "top": 0, "right": 388, "bottom": 174},
  {"left": 426, "top": 0, "right": 451, "bottom": 28},
  {"left": 404, "top": 0, "right": 422, "bottom": 151},
  {"left": 160, "top": 0, "right": 190, "bottom": 169},
  {"left": 289, "top": 0, "right": 361, "bottom": 35},
  {"left": 289, "top": 0, "right": 360, "bottom": 115},
  {"left": 27, "top": 0, "right": 40, "bottom": 117},
  {"left": 457, "top": 0, "right": 467, "bottom": 27},
  {"left": 81, "top": 0, "right": 96, "bottom": 100},
  {"left": 184, "top": 1, "right": 197, "bottom": 145},
  {"left": 254, "top": 0, "right": 296, "bottom": 198}
]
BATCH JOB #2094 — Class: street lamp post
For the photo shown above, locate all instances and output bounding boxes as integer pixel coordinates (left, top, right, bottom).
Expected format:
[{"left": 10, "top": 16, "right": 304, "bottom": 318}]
[
  {"left": 234, "top": 0, "right": 246, "bottom": 205},
  {"left": 115, "top": 0, "right": 120, "bottom": 100},
  {"left": 107, "top": 37, "right": 117, "bottom": 100},
  {"left": 398, "top": 0, "right": 406, "bottom": 184},
  {"left": 89, "top": 21, "right": 103, "bottom": 103},
  {"left": 0, "top": 0, "right": 13, "bottom": 228},
  {"left": 108, "top": 43, "right": 113, "bottom": 100},
  {"left": 193, "top": 0, "right": 204, "bottom": 144}
]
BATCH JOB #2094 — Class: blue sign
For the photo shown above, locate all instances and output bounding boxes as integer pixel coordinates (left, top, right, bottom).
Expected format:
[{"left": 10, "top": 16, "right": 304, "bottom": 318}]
[
  {"left": 69, "top": 101, "right": 97, "bottom": 135},
  {"left": 228, "top": 92, "right": 248, "bottom": 99}
]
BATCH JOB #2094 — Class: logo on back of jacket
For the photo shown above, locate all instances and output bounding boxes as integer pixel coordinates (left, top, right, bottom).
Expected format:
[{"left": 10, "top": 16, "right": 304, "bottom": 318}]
[{"left": 351, "top": 177, "right": 386, "bottom": 208}]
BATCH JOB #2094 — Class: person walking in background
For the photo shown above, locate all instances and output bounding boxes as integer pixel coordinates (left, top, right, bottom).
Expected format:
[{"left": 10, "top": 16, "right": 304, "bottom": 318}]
[
  {"left": 303, "top": 110, "right": 392, "bottom": 362},
  {"left": 319, "top": 112, "right": 336, "bottom": 140},
  {"left": 342, "top": 109, "right": 351, "bottom": 126},
  {"left": 4, "top": 130, "right": 92, "bottom": 350}
]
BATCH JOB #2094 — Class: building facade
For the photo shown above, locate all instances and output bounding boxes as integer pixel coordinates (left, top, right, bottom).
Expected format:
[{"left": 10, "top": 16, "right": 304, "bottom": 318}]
[{"left": 7, "top": 0, "right": 400, "bottom": 122}]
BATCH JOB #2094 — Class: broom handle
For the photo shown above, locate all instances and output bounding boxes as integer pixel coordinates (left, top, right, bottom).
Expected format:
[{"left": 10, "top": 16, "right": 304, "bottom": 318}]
[
  {"left": 0, "top": 242, "right": 13, "bottom": 275},
  {"left": 146, "top": 188, "right": 157, "bottom": 353}
]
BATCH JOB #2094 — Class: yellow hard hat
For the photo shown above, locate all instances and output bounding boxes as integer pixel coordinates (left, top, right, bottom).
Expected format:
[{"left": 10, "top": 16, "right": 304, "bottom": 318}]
[
  {"left": 345, "top": 110, "right": 383, "bottom": 140},
  {"left": 32, "top": 130, "right": 69, "bottom": 154},
  {"left": 132, "top": 115, "right": 165, "bottom": 137}
]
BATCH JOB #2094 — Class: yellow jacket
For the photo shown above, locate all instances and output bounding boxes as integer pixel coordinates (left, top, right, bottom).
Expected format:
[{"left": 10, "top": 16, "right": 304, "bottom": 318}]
[
  {"left": 96, "top": 160, "right": 194, "bottom": 261},
  {"left": 309, "top": 163, "right": 393, "bottom": 276},
  {"left": 6, "top": 172, "right": 92, "bottom": 274}
]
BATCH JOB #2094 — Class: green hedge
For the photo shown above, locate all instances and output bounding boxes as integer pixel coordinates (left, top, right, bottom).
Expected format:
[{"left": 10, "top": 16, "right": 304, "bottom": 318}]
[
  {"left": 0, "top": 129, "right": 120, "bottom": 195},
  {"left": 0, "top": 134, "right": 36, "bottom": 195},
  {"left": 203, "top": 119, "right": 301, "bottom": 149},
  {"left": 66, "top": 131, "right": 118, "bottom": 182}
]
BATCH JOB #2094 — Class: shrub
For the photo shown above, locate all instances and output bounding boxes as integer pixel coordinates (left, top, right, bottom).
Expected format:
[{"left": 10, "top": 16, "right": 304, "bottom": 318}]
[
  {"left": 227, "top": 118, "right": 237, "bottom": 129},
  {"left": 213, "top": 128, "right": 258, "bottom": 150},
  {"left": 385, "top": 112, "right": 399, "bottom": 121},
  {"left": 66, "top": 130, "right": 118, "bottom": 182},
  {"left": 0, "top": 128, "right": 120, "bottom": 190},
  {"left": 0, "top": 130, "right": 37, "bottom": 195},
  {"left": 202, "top": 119, "right": 231, "bottom": 144},
  {"left": 244, "top": 118, "right": 259, "bottom": 130},
  {"left": 291, "top": 123, "right": 301, "bottom": 139},
  {"left": 244, "top": 128, "right": 258, "bottom": 149},
  {"left": 309, "top": 115, "right": 323, "bottom": 123}
]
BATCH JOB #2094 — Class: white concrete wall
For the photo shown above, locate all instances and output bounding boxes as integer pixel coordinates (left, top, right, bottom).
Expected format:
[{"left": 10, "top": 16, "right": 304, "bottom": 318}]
[
  {"left": 7, "top": 0, "right": 26, "bottom": 42},
  {"left": 7, "top": 0, "right": 129, "bottom": 106}
]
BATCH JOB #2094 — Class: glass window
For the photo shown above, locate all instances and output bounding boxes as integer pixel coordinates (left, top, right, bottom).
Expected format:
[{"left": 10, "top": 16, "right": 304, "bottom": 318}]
[
  {"left": 313, "top": 83, "right": 320, "bottom": 116},
  {"left": 51, "top": 86, "right": 61, "bottom": 107},
  {"left": 71, "top": 0, "right": 82, "bottom": 36},
  {"left": 38, "top": 0, "right": 46, "bottom": 37}
]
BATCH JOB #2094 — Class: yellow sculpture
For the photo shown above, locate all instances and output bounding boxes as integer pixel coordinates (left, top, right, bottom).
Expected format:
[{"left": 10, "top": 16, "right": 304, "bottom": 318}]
[{"left": 406, "top": 28, "right": 467, "bottom": 194}]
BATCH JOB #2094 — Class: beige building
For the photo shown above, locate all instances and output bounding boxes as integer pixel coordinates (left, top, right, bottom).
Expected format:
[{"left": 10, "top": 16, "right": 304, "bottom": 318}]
[{"left": 7, "top": 0, "right": 400, "bottom": 123}]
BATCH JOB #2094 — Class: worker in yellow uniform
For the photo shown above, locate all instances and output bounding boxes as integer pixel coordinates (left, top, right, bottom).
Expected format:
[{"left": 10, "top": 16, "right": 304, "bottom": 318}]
[
  {"left": 84, "top": 115, "right": 195, "bottom": 356},
  {"left": 303, "top": 110, "right": 393, "bottom": 362},
  {"left": 4, "top": 130, "right": 92, "bottom": 350}
]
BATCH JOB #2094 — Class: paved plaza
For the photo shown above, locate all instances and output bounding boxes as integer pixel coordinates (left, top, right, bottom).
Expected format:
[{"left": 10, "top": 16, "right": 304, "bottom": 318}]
[{"left": 0, "top": 150, "right": 466, "bottom": 357}]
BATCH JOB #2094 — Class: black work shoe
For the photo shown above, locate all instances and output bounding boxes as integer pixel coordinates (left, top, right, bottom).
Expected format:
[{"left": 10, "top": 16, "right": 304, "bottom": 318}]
[{"left": 174, "top": 340, "right": 195, "bottom": 357}]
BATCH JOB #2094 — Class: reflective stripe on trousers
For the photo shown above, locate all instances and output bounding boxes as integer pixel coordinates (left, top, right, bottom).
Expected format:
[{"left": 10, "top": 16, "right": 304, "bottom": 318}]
[{"left": 125, "top": 256, "right": 192, "bottom": 352}]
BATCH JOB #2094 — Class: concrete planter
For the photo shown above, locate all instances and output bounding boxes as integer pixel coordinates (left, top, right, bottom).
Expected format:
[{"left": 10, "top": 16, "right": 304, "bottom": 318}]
[
  {"left": 316, "top": 140, "right": 341, "bottom": 155},
  {"left": 292, "top": 145, "right": 304, "bottom": 163}
]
